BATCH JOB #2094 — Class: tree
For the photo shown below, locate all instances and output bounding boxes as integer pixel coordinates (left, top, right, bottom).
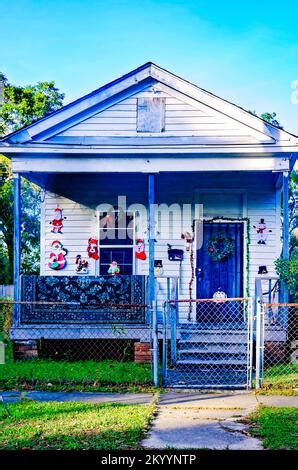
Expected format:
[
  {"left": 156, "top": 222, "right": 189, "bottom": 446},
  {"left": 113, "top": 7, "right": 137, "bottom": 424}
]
[
  {"left": 0, "top": 75, "right": 64, "bottom": 135},
  {"left": 0, "top": 73, "right": 64, "bottom": 283}
]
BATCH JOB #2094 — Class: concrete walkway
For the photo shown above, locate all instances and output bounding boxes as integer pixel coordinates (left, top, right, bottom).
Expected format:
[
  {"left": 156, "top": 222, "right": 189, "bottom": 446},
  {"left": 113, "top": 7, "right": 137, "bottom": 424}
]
[
  {"left": 0, "top": 390, "right": 153, "bottom": 405},
  {"left": 141, "top": 391, "right": 298, "bottom": 450},
  {"left": 1, "top": 389, "right": 296, "bottom": 450}
]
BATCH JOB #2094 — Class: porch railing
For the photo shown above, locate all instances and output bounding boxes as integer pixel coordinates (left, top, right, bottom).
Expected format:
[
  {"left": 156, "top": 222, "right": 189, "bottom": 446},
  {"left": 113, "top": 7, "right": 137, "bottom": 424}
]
[{"left": 19, "top": 275, "right": 147, "bottom": 324}]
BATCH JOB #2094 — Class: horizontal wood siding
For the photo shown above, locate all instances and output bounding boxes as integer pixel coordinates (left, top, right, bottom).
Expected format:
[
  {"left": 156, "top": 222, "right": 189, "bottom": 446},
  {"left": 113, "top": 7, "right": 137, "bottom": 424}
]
[
  {"left": 40, "top": 186, "right": 281, "bottom": 321},
  {"left": 41, "top": 193, "right": 97, "bottom": 276},
  {"left": 56, "top": 86, "right": 260, "bottom": 144}
]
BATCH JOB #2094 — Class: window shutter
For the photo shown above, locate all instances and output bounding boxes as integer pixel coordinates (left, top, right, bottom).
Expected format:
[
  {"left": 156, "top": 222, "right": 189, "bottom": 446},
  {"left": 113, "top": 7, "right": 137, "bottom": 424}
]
[{"left": 137, "top": 97, "right": 165, "bottom": 132}]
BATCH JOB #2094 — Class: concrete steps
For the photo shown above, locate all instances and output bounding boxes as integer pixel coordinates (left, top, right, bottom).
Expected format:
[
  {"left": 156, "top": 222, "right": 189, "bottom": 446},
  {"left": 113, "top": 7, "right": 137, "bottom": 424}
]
[{"left": 165, "top": 323, "right": 249, "bottom": 388}]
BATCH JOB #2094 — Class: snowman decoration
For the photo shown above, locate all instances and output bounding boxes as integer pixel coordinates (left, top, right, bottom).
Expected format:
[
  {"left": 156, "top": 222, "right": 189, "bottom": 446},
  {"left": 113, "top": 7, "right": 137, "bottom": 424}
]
[
  {"left": 108, "top": 261, "right": 120, "bottom": 275},
  {"left": 50, "top": 207, "right": 66, "bottom": 234},
  {"left": 48, "top": 240, "right": 68, "bottom": 270},
  {"left": 253, "top": 218, "right": 272, "bottom": 245}
]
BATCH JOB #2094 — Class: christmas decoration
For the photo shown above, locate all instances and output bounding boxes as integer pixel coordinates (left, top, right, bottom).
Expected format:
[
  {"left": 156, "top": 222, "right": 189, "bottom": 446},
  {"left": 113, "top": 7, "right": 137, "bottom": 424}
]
[
  {"left": 87, "top": 237, "right": 99, "bottom": 260},
  {"left": 258, "top": 265, "right": 268, "bottom": 274},
  {"left": 48, "top": 240, "right": 68, "bottom": 270},
  {"left": 181, "top": 231, "right": 194, "bottom": 251},
  {"left": 213, "top": 288, "right": 227, "bottom": 300},
  {"left": 253, "top": 218, "right": 272, "bottom": 245},
  {"left": 50, "top": 207, "right": 66, "bottom": 234},
  {"left": 154, "top": 260, "right": 164, "bottom": 276},
  {"left": 135, "top": 239, "right": 147, "bottom": 260},
  {"left": 207, "top": 234, "right": 233, "bottom": 262},
  {"left": 75, "top": 255, "right": 89, "bottom": 274},
  {"left": 108, "top": 261, "right": 120, "bottom": 275}
]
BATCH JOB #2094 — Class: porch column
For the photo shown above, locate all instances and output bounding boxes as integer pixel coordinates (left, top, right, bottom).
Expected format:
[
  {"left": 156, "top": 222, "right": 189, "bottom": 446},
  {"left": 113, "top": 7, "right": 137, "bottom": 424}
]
[
  {"left": 281, "top": 171, "right": 289, "bottom": 303},
  {"left": 13, "top": 173, "right": 21, "bottom": 326},
  {"left": 148, "top": 174, "right": 158, "bottom": 386}
]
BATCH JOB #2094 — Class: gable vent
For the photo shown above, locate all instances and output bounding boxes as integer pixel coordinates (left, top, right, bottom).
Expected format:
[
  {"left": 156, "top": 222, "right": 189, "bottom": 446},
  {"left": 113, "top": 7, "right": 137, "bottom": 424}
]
[{"left": 137, "top": 97, "right": 165, "bottom": 133}]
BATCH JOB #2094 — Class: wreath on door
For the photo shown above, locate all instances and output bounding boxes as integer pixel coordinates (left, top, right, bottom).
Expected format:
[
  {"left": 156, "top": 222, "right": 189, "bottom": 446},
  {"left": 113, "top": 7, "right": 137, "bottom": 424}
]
[{"left": 207, "top": 234, "right": 233, "bottom": 262}]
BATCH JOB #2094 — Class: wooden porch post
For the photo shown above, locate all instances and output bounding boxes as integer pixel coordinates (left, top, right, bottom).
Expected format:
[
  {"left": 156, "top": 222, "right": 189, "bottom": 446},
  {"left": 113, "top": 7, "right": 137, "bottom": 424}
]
[
  {"left": 148, "top": 174, "right": 158, "bottom": 386},
  {"left": 13, "top": 173, "right": 21, "bottom": 326},
  {"left": 281, "top": 171, "right": 289, "bottom": 303}
]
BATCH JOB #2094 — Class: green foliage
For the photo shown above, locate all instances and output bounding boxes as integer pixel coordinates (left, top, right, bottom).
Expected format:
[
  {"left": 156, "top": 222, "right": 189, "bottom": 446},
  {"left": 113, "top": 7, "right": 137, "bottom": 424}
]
[
  {"left": 0, "top": 74, "right": 64, "bottom": 135},
  {"left": 274, "top": 256, "right": 298, "bottom": 299},
  {"left": 0, "top": 297, "right": 13, "bottom": 341},
  {"left": 0, "top": 401, "right": 154, "bottom": 450},
  {"left": 0, "top": 359, "right": 152, "bottom": 392},
  {"left": 0, "top": 73, "right": 64, "bottom": 282},
  {"left": 249, "top": 406, "right": 298, "bottom": 450},
  {"left": 260, "top": 111, "right": 283, "bottom": 129},
  {"left": 0, "top": 156, "right": 41, "bottom": 282}
]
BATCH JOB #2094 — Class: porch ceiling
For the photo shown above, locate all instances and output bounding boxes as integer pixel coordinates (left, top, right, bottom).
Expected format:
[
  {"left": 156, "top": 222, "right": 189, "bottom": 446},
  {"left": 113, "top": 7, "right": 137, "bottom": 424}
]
[{"left": 25, "top": 171, "right": 279, "bottom": 209}]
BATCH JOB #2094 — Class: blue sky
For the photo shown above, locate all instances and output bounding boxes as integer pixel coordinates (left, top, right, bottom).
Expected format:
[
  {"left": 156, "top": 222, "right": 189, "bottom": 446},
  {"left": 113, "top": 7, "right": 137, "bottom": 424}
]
[{"left": 1, "top": 0, "right": 298, "bottom": 133}]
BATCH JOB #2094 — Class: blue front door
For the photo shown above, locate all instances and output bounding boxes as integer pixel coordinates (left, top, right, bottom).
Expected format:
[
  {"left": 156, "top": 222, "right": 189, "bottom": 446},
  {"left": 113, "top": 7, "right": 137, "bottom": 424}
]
[{"left": 196, "top": 222, "right": 244, "bottom": 300}]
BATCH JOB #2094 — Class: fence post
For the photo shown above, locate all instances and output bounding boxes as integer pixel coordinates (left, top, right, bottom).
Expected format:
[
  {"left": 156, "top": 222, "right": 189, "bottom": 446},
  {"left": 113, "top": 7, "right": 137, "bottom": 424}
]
[{"left": 255, "top": 299, "right": 265, "bottom": 389}]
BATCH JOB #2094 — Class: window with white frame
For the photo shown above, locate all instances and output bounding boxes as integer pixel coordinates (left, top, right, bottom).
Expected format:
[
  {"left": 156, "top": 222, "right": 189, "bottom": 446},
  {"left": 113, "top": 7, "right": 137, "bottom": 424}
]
[{"left": 98, "top": 210, "right": 135, "bottom": 275}]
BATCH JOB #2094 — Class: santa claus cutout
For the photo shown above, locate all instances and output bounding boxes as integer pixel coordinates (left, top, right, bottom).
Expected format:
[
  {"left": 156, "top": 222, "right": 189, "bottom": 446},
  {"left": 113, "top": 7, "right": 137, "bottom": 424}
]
[
  {"left": 48, "top": 240, "right": 68, "bottom": 270},
  {"left": 50, "top": 207, "right": 66, "bottom": 234}
]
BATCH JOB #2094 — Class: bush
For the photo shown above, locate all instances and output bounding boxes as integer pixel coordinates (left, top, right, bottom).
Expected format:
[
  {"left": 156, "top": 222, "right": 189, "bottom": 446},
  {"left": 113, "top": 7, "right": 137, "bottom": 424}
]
[{"left": 0, "top": 297, "right": 13, "bottom": 341}]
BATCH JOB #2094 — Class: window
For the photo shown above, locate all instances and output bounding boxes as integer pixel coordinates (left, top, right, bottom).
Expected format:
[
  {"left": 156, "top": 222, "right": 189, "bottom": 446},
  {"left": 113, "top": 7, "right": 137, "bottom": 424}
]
[{"left": 98, "top": 210, "right": 134, "bottom": 275}]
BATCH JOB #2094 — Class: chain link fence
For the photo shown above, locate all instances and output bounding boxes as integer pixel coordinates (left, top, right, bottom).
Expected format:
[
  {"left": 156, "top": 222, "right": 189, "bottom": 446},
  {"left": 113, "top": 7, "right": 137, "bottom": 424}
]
[
  {"left": 0, "top": 298, "right": 153, "bottom": 390},
  {"left": 162, "top": 298, "right": 253, "bottom": 389},
  {"left": 256, "top": 303, "right": 298, "bottom": 392}
]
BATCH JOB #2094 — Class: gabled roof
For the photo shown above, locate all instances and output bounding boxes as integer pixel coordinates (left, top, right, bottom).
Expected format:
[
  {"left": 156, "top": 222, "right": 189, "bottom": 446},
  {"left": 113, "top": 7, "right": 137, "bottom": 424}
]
[{"left": 1, "top": 62, "right": 297, "bottom": 154}]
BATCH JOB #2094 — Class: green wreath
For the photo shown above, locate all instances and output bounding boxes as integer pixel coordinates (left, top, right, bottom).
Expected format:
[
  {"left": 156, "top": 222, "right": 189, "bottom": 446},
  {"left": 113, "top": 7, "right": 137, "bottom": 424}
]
[{"left": 207, "top": 234, "right": 233, "bottom": 262}]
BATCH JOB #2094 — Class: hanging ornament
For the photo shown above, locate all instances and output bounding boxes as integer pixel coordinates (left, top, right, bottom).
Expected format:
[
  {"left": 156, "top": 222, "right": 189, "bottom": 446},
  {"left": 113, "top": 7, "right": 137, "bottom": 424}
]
[
  {"left": 75, "top": 255, "right": 89, "bottom": 274},
  {"left": 181, "top": 231, "right": 194, "bottom": 251},
  {"left": 50, "top": 207, "right": 66, "bottom": 234},
  {"left": 207, "top": 234, "right": 233, "bottom": 262},
  {"left": 48, "top": 240, "right": 68, "bottom": 270},
  {"left": 135, "top": 239, "right": 147, "bottom": 260},
  {"left": 253, "top": 219, "right": 272, "bottom": 245},
  {"left": 87, "top": 237, "right": 99, "bottom": 260},
  {"left": 108, "top": 261, "right": 120, "bottom": 275}
]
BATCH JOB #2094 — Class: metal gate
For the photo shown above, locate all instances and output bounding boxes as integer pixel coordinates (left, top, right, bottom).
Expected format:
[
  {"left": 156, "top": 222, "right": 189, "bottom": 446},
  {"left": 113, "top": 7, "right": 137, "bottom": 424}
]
[{"left": 162, "top": 298, "right": 254, "bottom": 389}]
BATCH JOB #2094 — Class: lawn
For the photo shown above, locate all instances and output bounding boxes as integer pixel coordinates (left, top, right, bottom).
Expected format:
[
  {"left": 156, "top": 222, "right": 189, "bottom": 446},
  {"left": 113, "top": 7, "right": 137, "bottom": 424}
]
[
  {"left": 257, "top": 364, "right": 298, "bottom": 396},
  {"left": 0, "top": 400, "right": 154, "bottom": 450},
  {"left": 0, "top": 359, "right": 153, "bottom": 392},
  {"left": 249, "top": 406, "right": 298, "bottom": 450}
]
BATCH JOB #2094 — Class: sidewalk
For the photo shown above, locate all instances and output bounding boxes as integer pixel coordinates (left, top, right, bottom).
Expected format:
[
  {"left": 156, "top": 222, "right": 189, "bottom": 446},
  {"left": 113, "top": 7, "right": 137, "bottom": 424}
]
[
  {"left": 141, "top": 391, "right": 298, "bottom": 450},
  {"left": 0, "top": 390, "right": 153, "bottom": 405}
]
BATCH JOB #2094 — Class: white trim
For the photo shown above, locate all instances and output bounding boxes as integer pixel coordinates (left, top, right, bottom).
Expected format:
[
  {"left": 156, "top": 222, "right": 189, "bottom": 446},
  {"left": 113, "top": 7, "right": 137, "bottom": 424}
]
[
  {"left": 11, "top": 156, "right": 290, "bottom": 173},
  {"left": 40, "top": 194, "right": 46, "bottom": 275}
]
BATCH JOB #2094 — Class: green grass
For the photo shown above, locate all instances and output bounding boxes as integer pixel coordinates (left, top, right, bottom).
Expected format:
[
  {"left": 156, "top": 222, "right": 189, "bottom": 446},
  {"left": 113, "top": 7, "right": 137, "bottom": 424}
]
[
  {"left": 0, "top": 400, "right": 155, "bottom": 450},
  {"left": 0, "top": 359, "right": 153, "bottom": 392},
  {"left": 249, "top": 406, "right": 298, "bottom": 450},
  {"left": 256, "top": 364, "right": 298, "bottom": 396}
]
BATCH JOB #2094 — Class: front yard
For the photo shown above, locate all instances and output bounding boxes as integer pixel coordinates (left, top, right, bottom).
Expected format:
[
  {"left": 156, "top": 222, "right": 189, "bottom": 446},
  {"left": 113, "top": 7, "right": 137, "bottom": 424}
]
[
  {"left": 257, "top": 364, "right": 298, "bottom": 396},
  {"left": 0, "top": 359, "right": 153, "bottom": 392},
  {"left": 0, "top": 400, "right": 155, "bottom": 450},
  {"left": 249, "top": 406, "right": 298, "bottom": 450}
]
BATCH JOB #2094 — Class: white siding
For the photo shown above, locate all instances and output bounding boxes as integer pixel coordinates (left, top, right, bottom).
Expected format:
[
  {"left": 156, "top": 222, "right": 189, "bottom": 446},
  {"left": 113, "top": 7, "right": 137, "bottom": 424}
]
[
  {"left": 41, "top": 193, "right": 97, "bottom": 276},
  {"left": 56, "top": 85, "right": 261, "bottom": 144},
  {"left": 40, "top": 189, "right": 281, "bottom": 321}
]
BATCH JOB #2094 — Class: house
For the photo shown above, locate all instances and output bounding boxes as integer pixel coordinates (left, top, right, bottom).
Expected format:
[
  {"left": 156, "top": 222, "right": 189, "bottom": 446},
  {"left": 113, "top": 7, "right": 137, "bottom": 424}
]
[{"left": 1, "top": 63, "right": 297, "bottom": 387}]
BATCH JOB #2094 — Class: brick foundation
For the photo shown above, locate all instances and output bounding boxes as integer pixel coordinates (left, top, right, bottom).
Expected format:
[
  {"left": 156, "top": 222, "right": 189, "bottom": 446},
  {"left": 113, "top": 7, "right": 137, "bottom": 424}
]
[
  {"left": 13, "top": 341, "right": 38, "bottom": 360},
  {"left": 134, "top": 342, "right": 151, "bottom": 363}
]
